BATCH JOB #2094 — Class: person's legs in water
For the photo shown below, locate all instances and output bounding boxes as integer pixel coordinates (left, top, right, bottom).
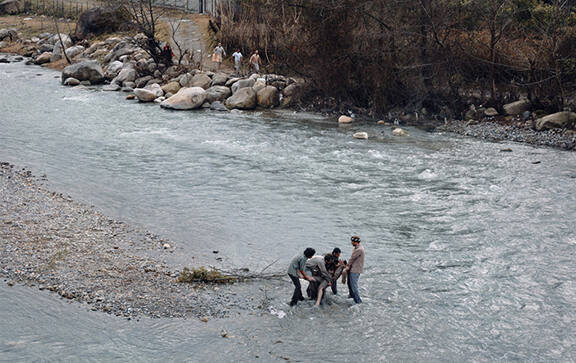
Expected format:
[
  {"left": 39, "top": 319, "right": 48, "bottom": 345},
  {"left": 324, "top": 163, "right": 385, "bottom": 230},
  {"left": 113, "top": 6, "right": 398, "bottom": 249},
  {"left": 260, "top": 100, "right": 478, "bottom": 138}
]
[
  {"left": 331, "top": 279, "right": 338, "bottom": 295},
  {"left": 315, "top": 279, "right": 329, "bottom": 306},
  {"left": 348, "top": 272, "right": 362, "bottom": 303},
  {"left": 288, "top": 274, "right": 303, "bottom": 306},
  {"left": 347, "top": 271, "right": 353, "bottom": 298}
]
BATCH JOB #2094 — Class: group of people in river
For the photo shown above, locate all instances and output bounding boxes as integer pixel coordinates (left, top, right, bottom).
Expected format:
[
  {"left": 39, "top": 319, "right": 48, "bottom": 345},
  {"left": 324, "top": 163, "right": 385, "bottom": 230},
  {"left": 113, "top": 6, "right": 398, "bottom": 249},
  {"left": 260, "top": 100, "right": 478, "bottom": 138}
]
[
  {"left": 287, "top": 235, "right": 365, "bottom": 307},
  {"left": 212, "top": 43, "right": 261, "bottom": 75}
]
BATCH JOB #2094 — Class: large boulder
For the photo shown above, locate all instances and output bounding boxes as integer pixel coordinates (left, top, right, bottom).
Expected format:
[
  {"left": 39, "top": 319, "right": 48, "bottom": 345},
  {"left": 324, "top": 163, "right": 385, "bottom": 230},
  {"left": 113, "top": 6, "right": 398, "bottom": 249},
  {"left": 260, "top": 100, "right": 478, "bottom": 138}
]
[
  {"left": 111, "top": 64, "right": 137, "bottom": 85},
  {"left": 84, "top": 41, "right": 106, "bottom": 56},
  {"left": 211, "top": 73, "right": 228, "bottom": 86},
  {"left": 134, "top": 83, "right": 163, "bottom": 102},
  {"left": 103, "top": 43, "right": 135, "bottom": 63},
  {"left": 189, "top": 73, "right": 212, "bottom": 89},
  {"left": 231, "top": 78, "right": 255, "bottom": 94},
  {"left": 76, "top": 6, "right": 133, "bottom": 37},
  {"left": 225, "top": 77, "right": 240, "bottom": 87},
  {"left": 0, "top": 28, "right": 18, "bottom": 41},
  {"left": 161, "top": 81, "right": 181, "bottom": 95},
  {"left": 160, "top": 87, "right": 206, "bottom": 110},
  {"left": 50, "top": 35, "right": 73, "bottom": 62},
  {"left": 503, "top": 99, "right": 531, "bottom": 115},
  {"left": 65, "top": 45, "right": 85, "bottom": 59},
  {"left": 535, "top": 112, "right": 576, "bottom": 131},
  {"left": 48, "top": 33, "right": 72, "bottom": 47},
  {"left": 205, "top": 85, "right": 231, "bottom": 103},
  {"left": 225, "top": 87, "right": 257, "bottom": 110},
  {"left": 104, "top": 60, "right": 123, "bottom": 79},
  {"left": 0, "top": 0, "right": 23, "bottom": 14},
  {"left": 256, "top": 86, "right": 279, "bottom": 108},
  {"left": 35, "top": 51, "right": 52, "bottom": 65},
  {"left": 61, "top": 61, "right": 104, "bottom": 84},
  {"left": 179, "top": 72, "right": 193, "bottom": 87},
  {"left": 252, "top": 79, "right": 266, "bottom": 92}
]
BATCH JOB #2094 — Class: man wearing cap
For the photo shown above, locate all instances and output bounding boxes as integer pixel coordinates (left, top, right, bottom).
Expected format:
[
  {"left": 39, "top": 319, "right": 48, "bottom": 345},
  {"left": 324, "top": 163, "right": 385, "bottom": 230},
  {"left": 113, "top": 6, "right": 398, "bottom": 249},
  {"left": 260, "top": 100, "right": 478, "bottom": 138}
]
[
  {"left": 287, "top": 248, "right": 315, "bottom": 306},
  {"left": 345, "top": 235, "right": 365, "bottom": 303}
]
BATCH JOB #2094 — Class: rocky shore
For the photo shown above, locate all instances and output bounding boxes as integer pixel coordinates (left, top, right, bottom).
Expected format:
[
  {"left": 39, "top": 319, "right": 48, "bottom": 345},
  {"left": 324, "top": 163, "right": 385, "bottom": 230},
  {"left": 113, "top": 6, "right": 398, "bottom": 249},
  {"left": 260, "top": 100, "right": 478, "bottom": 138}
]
[
  {"left": 0, "top": 162, "right": 262, "bottom": 319},
  {"left": 439, "top": 119, "right": 576, "bottom": 151},
  {"left": 0, "top": 26, "right": 303, "bottom": 112}
]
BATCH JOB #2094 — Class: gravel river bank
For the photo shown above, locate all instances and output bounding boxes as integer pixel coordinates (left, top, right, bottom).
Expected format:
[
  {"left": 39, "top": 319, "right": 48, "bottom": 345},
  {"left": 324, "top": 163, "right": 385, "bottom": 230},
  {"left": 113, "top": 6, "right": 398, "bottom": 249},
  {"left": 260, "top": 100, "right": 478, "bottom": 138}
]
[{"left": 0, "top": 161, "right": 261, "bottom": 319}]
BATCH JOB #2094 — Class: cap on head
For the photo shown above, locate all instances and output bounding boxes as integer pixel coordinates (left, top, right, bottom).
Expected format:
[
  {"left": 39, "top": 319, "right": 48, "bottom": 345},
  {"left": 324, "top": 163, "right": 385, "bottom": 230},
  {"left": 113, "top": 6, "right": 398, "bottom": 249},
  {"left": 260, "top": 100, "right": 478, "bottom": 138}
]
[{"left": 351, "top": 235, "right": 361, "bottom": 243}]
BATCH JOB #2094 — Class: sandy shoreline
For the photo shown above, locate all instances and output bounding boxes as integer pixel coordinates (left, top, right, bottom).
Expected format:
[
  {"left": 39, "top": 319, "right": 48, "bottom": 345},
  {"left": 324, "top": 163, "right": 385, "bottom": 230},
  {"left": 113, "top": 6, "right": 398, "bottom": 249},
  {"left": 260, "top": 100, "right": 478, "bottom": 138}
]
[{"left": 0, "top": 161, "right": 259, "bottom": 319}]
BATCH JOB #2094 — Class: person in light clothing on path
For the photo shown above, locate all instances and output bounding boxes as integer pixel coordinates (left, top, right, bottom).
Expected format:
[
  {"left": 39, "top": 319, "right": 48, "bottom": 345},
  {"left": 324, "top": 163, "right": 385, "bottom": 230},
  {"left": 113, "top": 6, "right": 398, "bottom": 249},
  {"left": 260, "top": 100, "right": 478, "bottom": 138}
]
[
  {"left": 345, "top": 235, "right": 365, "bottom": 303},
  {"left": 249, "top": 50, "right": 261, "bottom": 74},
  {"left": 212, "top": 42, "right": 226, "bottom": 70},
  {"left": 232, "top": 49, "right": 243, "bottom": 75}
]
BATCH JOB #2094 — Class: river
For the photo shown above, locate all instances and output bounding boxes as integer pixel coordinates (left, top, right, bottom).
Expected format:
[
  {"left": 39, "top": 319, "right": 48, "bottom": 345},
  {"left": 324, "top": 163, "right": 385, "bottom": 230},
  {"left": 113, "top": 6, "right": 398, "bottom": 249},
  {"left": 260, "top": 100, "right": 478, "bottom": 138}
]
[{"left": 1, "top": 59, "right": 576, "bottom": 361}]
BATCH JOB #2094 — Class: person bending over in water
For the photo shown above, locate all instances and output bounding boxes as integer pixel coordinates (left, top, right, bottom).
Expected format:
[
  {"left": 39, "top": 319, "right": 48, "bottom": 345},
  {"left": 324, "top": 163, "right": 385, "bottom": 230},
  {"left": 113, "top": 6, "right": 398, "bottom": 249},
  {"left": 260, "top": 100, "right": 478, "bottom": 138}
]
[
  {"left": 306, "top": 254, "right": 335, "bottom": 306},
  {"left": 287, "top": 248, "right": 315, "bottom": 306}
]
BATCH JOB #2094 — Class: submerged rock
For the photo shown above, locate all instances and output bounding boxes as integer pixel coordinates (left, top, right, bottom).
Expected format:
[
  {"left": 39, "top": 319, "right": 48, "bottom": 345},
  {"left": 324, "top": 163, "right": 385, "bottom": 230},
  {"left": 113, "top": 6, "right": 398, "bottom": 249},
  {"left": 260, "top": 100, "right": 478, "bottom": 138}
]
[
  {"left": 338, "top": 115, "right": 353, "bottom": 124},
  {"left": 353, "top": 132, "right": 368, "bottom": 139},
  {"left": 392, "top": 128, "right": 409, "bottom": 136}
]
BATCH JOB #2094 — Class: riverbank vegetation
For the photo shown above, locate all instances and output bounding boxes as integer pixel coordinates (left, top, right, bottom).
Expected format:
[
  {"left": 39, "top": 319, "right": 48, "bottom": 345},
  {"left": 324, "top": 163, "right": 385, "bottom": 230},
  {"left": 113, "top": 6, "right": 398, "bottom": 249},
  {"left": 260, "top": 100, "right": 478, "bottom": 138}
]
[{"left": 214, "top": 0, "right": 576, "bottom": 117}]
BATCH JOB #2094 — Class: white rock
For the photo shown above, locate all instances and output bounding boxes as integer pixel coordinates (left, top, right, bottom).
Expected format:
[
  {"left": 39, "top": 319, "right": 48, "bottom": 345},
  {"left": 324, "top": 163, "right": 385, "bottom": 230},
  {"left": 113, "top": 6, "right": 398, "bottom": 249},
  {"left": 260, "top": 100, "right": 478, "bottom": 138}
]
[
  {"left": 338, "top": 115, "right": 353, "bottom": 124},
  {"left": 160, "top": 87, "right": 207, "bottom": 110},
  {"left": 353, "top": 132, "right": 368, "bottom": 139},
  {"left": 392, "top": 128, "right": 409, "bottom": 136}
]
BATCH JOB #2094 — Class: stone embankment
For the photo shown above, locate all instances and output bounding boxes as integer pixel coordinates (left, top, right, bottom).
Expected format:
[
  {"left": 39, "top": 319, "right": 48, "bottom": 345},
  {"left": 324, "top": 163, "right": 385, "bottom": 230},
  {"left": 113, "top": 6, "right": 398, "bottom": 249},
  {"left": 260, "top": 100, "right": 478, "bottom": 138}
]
[
  {"left": 0, "top": 27, "right": 303, "bottom": 111},
  {"left": 0, "top": 162, "right": 260, "bottom": 319}
]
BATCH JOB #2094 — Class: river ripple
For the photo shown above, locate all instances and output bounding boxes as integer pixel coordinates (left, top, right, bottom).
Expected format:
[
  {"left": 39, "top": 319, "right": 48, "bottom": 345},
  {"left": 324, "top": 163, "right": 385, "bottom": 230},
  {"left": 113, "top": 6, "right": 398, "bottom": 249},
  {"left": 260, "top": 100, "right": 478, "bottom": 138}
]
[{"left": 1, "top": 59, "right": 576, "bottom": 361}]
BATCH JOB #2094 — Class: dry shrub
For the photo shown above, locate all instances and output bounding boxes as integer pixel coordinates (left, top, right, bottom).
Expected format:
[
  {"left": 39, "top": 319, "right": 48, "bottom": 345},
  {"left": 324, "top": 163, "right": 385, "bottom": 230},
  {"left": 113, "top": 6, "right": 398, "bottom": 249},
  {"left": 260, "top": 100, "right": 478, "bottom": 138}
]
[{"left": 177, "top": 267, "right": 237, "bottom": 284}]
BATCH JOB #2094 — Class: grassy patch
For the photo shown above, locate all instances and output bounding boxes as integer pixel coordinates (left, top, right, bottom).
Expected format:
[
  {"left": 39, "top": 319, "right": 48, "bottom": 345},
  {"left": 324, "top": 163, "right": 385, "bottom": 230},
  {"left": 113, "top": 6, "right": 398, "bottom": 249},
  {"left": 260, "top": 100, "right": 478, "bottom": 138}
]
[{"left": 177, "top": 267, "right": 237, "bottom": 284}]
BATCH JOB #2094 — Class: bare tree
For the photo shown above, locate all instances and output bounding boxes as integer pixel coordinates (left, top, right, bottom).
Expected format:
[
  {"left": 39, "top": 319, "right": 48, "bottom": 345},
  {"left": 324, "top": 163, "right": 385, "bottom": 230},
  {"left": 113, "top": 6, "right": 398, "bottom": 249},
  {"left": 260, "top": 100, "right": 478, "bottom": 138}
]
[{"left": 120, "top": 0, "right": 172, "bottom": 66}]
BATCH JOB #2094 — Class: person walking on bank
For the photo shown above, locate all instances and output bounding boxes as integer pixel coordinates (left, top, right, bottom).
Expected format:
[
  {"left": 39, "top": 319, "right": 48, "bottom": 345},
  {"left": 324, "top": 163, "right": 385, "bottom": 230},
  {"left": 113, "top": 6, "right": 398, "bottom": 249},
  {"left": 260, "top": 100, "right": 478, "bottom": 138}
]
[
  {"left": 212, "top": 42, "right": 226, "bottom": 70},
  {"left": 287, "top": 248, "right": 315, "bottom": 306},
  {"left": 249, "top": 50, "right": 261, "bottom": 74},
  {"left": 345, "top": 235, "right": 365, "bottom": 304},
  {"left": 232, "top": 49, "right": 243, "bottom": 75}
]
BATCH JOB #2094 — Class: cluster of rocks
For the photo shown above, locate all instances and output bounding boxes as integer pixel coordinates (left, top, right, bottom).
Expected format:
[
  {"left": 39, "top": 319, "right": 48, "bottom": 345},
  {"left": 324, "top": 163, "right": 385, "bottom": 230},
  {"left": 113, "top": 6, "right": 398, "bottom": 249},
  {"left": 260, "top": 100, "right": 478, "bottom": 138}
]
[
  {"left": 0, "top": 161, "right": 261, "bottom": 319},
  {"left": 0, "top": 28, "right": 306, "bottom": 111},
  {"left": 463, "top": 99, "right": 576, "bottom": 132}
]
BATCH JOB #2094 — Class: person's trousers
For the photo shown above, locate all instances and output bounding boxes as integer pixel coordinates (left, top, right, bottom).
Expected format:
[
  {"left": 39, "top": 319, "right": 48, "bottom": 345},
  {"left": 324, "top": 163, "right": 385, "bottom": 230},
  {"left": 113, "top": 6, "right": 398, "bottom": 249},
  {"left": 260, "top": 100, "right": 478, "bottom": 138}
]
[
  {"left": 289, "top": 274, "right": 303, "bottom": 304},
  {"left": 331, "top": 279, "right": 338, "bottom": 294},
  {"left": 348, "top": 272, "right": 362, "bottom": 303}
]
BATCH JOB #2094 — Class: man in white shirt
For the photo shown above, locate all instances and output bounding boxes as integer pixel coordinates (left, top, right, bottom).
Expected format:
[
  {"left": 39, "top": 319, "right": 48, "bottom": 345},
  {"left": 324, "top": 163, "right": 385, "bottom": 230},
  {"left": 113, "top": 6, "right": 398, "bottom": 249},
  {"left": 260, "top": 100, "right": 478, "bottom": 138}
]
[{"left": 232, "top": 49, "right": 243, "bottom": 75}]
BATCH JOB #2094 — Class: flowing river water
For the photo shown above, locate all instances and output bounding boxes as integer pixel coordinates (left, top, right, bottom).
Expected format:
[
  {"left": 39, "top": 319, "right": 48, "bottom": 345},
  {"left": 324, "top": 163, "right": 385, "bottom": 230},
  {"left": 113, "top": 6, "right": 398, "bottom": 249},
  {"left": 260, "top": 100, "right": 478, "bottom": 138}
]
[{"left": 1, "top": 60, "right": 576, "bottom": 361}]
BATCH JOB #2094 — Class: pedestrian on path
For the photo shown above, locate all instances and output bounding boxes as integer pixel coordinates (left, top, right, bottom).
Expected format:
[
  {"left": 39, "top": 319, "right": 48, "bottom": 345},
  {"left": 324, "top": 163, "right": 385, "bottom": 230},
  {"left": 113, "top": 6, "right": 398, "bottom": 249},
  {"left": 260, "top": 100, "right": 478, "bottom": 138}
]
[
  {"left": 249, "top": 50, "right": 261, "bottom": 74},
  {"left": 212, "top": 42, "right": 226, "bottom": 70},
  {"left": 232, "top": 49, "right": 243, "bottom": 75}
]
